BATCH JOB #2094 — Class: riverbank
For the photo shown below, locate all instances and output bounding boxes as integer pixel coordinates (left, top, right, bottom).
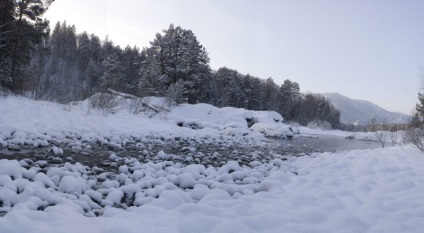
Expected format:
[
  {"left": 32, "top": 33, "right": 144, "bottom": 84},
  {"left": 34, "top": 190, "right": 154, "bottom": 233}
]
[{"left": 1, "top": 94, "right": 422, "bottom": 232}]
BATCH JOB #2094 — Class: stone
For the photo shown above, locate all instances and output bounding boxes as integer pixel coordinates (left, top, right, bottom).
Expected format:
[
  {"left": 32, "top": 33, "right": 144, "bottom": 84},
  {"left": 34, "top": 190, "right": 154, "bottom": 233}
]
[
  {"left": 52, "top": 157, "right": 63, "bottom": 164},
  {"left": 92, "top": 166, "right": 104, "bottom": 175},
  {"left": 80, "top": 152, "right": 91, "bottom": 157},
  {"left": 47, "top": 146, "right": 64, "bottom": 157},
  {"left": 101, "top": 161, "right": 111, "bottom": 167},
  {"left": 34, "top": 153, "right": 46, "bottom": 159},
  {"left": 8, "top": 144, "right": 21, "bottom": 151}
]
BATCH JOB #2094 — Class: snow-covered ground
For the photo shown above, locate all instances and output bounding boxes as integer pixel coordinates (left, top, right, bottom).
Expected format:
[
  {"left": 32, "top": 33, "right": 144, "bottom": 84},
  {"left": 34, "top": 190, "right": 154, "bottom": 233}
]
[
  {"left": 0, "top": 94, "right": 295, "bottom": 151},
  {"left": 0, "top": 146, "right": 423, "bottom": 233},
  {"left": 0, "top": 94, "right": 423, "bottom": 232}
]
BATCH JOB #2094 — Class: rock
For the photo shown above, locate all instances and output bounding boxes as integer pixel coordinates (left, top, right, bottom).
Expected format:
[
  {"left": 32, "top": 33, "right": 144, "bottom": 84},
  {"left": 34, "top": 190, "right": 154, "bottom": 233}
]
[
  {"left": 21, "top": 145, "right": 34, "bottom": 150},
  {"left": 157, "top": 150, "right": 169, "bottom": 160},
  {"left": 22, "top": 158, "right": 34, "bottom": 166},
  {"left": 92, "top": 166, "right": 104, "bottom": 175},
  {"left": 36, "top": 160, "right": 48, "bottom": 168},
  {"left": 52, "top": 157, "right": 63, "bottom": 164},
  {"left": 8, "top": 144, "right": 21, "bottom": 151},
  {"left": 109, "top": 153, "right": 119, "bottom": 161},
  {"left": 71, "top": 146, "right": 82, "bottom": 153},
  {"left": 19, "top": 160, "right": 30, "bottom": 168},
  {"left": 47, "top": 146, "right": 63, "bottom": 157},
  {"left": 0, "top": 210, "right": 8, "bottom": 217},
  {"left": 34, "top": 153, "right": 46, "bottom": 159},
  {"left": 80, "top": 152, "right": 91, "bottom": 157},
  {"left": 101, "top": 161, "right": 111, "bottom": 167}
]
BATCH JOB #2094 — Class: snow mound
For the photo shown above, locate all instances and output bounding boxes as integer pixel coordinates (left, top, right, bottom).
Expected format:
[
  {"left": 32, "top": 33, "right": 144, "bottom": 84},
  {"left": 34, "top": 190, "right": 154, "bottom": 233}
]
[
  {"left": 58, "top": 176, "right": 88, "bottom": 195},
  {"left": 250, "top": 123, "right": 295, "bottom": 138},
  {"left": 169, "top": 103, "right": 285, "bottom": 131}
]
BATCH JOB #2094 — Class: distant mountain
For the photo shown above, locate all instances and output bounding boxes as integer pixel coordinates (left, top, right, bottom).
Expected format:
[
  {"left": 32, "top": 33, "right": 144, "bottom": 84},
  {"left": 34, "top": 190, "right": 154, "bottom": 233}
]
[{"left": 321, "top": 93, "right": 411, "bottom": 126}]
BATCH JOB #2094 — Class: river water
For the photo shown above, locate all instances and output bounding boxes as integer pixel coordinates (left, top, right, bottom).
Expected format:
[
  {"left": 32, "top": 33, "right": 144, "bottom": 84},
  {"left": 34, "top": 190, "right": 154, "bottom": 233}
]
[
  {"left": 272, "top": 134, "right": 387, "bottom": 153},
  {"left": 0, "top": 134, "right": 388, "bottom": 174}
]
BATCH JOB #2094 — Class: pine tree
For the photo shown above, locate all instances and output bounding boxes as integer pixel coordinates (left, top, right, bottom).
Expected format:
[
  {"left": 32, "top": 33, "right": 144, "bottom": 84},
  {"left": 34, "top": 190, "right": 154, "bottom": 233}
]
[
  {"left": 0, "top": 0, "right": 15, "bottom": 88},
  {"left": 262, "top": 77, "right": 279, "bottom": 111},
  {"left": 410, "top": 93, "right": 424, "bottom": 128},
  {"left": 138, "top": 48, "right": 167, "bottom": 96},
  {"left": 279, "top": 79, "right": 300, "bottom": 121},
  {"left": 77, "top": 32, "right": 91, "bottom": 72},
  {"left": 46, "top": 21, "right": 79, "bottom": 101},
  {"left": 121, "top": 45, "right": 141, "bottom": 94},
  {"left": 214, "top": 67, "right": 238, "bottom": 107},
  {"left": 10, "top": 0, "right": 54, "bottom": 92},
  {"left": 249, "top": 76, "right": 264, "bottom": 110},
  {"left": 416, "top": 93, "right": 424, "bottom": 118},
  {"left": 147, "top": 24, "right": 211, "bottom": 103},
  {"left": 100, "top": 52, "right": 124, "bottom": 91}
]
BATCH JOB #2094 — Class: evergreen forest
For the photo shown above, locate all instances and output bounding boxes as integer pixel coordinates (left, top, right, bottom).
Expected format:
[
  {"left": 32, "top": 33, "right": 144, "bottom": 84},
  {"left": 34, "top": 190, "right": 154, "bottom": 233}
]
[{"left": 0, "top": 0, "right": 341, "bottom": 128}]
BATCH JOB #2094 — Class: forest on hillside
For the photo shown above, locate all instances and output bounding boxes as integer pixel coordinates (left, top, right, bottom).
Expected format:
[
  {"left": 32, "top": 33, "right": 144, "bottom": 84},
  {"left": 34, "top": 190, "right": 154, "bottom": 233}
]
[{"left": 0, "top": 0, "right": 341, "bottom": 129}]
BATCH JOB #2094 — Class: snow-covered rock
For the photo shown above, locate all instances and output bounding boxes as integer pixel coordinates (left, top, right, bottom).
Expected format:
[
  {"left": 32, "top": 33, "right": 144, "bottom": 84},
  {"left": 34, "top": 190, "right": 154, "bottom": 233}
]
[
  {"left": 250, "top": 123, "right": 294, "bottom": 138},
  {"left": 47, "top": 146, "right": 64, "bottom": 157},
  {"left": 58, "top": 176, "right": 87, "bottom": 195}
]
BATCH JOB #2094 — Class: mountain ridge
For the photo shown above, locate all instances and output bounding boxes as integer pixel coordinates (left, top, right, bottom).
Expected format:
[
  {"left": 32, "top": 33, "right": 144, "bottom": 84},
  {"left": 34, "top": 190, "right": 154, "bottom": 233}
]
[{"left": 321, "top": 92, "right": 411, "bottom": 126}]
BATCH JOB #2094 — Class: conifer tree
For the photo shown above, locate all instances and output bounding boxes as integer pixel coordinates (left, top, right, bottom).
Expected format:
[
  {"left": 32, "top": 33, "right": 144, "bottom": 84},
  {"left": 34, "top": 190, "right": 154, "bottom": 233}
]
[
  {"left": 0, "top": 0, "right": 15, "bottom": 87},
  {"left": 100, "top": 52, "right": 124, "bottom": 91},
  {"left": 147, "top": 24, "right": 210, "bottom": 103},
  {"left": 10, "top": 0, "right": 54, "bottom": 92},
  {"left": 416, "top": 93, "right": 424, "bottom": 118}
]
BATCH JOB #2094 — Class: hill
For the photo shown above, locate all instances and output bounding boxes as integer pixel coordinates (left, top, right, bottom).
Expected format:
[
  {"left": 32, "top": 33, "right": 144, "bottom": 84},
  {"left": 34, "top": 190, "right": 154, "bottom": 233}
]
[{"left": 322, "top": 93, "right": 411, "bottom": 125}]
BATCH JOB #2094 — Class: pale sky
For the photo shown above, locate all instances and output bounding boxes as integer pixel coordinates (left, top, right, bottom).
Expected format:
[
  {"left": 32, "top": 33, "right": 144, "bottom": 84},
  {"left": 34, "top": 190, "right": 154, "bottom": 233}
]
[{"left": 44, "top": 0, "right": 424, "bottom": 115}]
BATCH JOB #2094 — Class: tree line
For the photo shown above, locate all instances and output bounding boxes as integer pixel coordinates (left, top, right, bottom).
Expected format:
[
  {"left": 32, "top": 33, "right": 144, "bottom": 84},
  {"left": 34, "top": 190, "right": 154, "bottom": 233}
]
[{"left": 0, "top": 1, "right": 341, "bottom": 128}]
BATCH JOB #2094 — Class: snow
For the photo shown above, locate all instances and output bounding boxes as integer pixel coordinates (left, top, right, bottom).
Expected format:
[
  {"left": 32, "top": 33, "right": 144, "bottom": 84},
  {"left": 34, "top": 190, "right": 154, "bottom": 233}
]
[
  {"left": 0, "top": 146, "right": 422, "bottom": 232},
  {"left": 250, "top": 123, "right": 295, "bottom": 138},
  {"left": 168, "top": 103, "right": 286, "bottom": 133},
  {"left": 49, "top": 146, "right": 63, "bottom": 156},
  {"left": 0, "top": 94, "right": 423, "bottom": 232},
  {"left": 58, "top": 176, "right": 87, "bottom": 195},
  {"left": 0, "top": 95, "right": 294, "bottom": 152},
  {"left": 177, "top": 173, "right": 197, "bottom": 189},
  {"left": 0, "top": 160, "right": 23, "bottom": 179}
]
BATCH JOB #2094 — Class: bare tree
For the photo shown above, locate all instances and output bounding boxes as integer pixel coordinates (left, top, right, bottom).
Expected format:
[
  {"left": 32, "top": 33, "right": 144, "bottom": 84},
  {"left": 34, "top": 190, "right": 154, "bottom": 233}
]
[
  {"left": 367, "top": 118, "right": 388, "bottom": 148},
  {"left": 403, "top": 127, "right": 424, "bottom": 151},
  {"left": 388, "top": 124, "right": 406, "bottom": 146},
  {"left": 403, "top": 110, "right": 424, "bottom": 151}
]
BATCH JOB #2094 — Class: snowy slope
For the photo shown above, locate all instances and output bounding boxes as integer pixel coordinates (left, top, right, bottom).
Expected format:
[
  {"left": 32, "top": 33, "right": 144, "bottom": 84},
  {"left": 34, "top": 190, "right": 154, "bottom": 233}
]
[{"left": 322, "top": 93, "right": 411, "bottom": 125}]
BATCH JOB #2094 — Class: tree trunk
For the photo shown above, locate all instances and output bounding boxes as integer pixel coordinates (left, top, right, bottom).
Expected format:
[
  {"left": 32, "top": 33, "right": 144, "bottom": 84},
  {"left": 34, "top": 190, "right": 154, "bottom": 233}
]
[{"left": 10, "top": 6, "right": 23, "bottom": 92}]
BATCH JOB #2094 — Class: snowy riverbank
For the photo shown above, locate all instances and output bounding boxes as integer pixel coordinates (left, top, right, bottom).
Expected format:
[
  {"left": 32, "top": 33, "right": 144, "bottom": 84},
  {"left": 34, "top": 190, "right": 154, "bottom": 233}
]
[
  {"left": 0, "top": 94, "right": 297, "bottom": 151},
  {"left": 1, "top": 94, "right": 423, "bottom": 233}
]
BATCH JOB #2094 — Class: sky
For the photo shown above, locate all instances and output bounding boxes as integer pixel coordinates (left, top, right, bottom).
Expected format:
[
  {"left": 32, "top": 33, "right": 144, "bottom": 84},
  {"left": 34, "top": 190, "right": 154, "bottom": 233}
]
[{"left": 43, "top": 0, "right": 424, "bottom": 115}]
